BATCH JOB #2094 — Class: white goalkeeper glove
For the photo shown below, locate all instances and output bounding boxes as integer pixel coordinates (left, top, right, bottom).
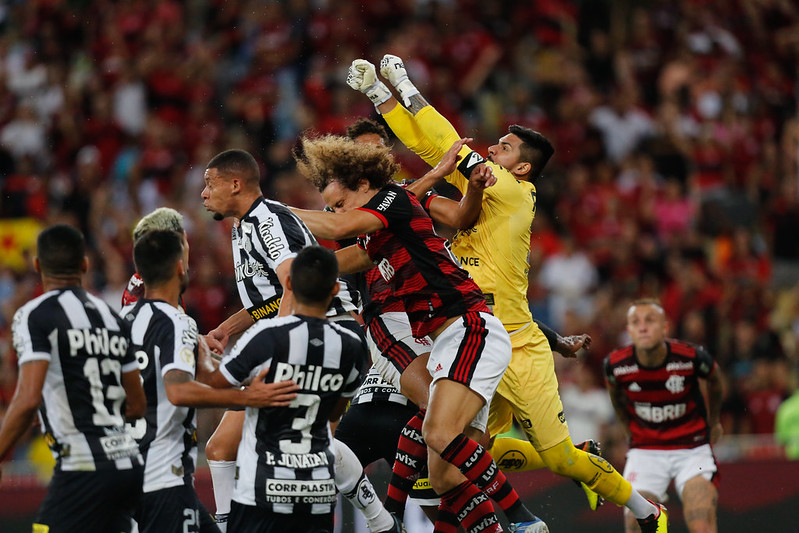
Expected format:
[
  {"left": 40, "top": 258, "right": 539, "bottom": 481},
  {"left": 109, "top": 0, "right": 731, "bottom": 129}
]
[
  {"left": 380, "top": 54, "right": 420, "bottom": 106},
  {"left": 347, "top": 59, "right": 392, "bottom": 106}
]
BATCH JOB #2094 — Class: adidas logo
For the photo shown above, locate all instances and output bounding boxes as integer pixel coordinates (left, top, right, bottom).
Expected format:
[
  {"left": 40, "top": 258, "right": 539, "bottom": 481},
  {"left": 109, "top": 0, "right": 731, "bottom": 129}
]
[
  {"left": 629, "top": 382, "right": 641, "bottom": 391},
  {"left": 434, "top": 363, "right": 443, "bottom": 373}
]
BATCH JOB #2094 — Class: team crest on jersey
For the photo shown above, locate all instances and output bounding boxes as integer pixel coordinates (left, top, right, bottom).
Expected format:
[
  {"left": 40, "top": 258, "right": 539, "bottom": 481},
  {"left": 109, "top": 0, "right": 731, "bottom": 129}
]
[{"left": 665, "top": 374, "right": 685, "bottom": 394}]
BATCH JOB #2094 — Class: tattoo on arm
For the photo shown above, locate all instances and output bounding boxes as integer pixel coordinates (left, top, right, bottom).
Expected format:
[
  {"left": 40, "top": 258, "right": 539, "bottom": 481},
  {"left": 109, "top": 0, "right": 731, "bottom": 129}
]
[{"left": 407, "top": 94, "right": 430, "bottom": 115}]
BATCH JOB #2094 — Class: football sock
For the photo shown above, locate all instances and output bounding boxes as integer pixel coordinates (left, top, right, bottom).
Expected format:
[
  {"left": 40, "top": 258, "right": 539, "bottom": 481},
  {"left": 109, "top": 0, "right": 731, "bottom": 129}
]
[
  {"left": 439, "top": 481, "right": 502, "bottom": 533},
  {"left": 440, "top": 433, "right": 533, "bottom": 523},
  {"left": 490, "top": 437, "right": 546, "bottom": 471},
  {"left": 208, "top": 460, "right": 236, "bottom": 516},
  {"left": 385, "top": 409, "right": 427, "bottom": 516},
  {"left": 333, "top": 438, "right": 395, "bottom": 532}
]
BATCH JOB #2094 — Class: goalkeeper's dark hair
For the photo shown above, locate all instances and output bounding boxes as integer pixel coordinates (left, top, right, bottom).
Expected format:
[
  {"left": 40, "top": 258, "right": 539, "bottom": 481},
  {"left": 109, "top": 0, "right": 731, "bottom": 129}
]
[
  {"left": 206, "top": 149, "right": 260, "bottom": 188},
  {"left": 290, "top": 246, "right": 339, "bottom": 305},
  {"left": 509, "top": 124, "right": 554, "bottom": 179},
  {"left": 347, "top": 118, "right": 389, "bottom": 145},
  {"left": 134, "top": 230, "right": 184, "bottom": 287},
  {"left": 37, "top": 224, "right": 86, "bottom": 276}
]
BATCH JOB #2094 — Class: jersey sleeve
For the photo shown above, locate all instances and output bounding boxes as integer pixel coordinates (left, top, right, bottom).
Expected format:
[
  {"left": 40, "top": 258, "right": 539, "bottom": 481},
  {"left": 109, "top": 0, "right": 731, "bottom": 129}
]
[
  {"left": 118, "top": 319, "right": 139, "bottom": 374},
  {"left": 340, "top": 337, "right": 368, "bottom": 399},
  {"left": 694, "top": 346, "right": 717, "bottom": 378},
  {"left": 250, "top": 209, "right": 309, "bottom": 269},
  {"left": 220, "top": 330, "right": 274, "bottom": 386},
  {"left": 160, "top": 313, "right": 199, "bottom": 378},
  {"left": 11, "top": 303, "right": 52, "bottom": 364},
  {"left": 603, "top": 356, "right": 616, "bottom": 387},
  {"left": 357, "top": 187, "right": 414, "bottom": 229}
]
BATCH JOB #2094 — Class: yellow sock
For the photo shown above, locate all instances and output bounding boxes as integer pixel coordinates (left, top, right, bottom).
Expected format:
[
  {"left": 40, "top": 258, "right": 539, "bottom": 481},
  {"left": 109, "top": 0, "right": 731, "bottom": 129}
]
[
  {"left": 538, "top": 437, "right": 632, "bottom": 506},
  {"left": 489, "top": 437, "right": 546, "bottom": 472}
]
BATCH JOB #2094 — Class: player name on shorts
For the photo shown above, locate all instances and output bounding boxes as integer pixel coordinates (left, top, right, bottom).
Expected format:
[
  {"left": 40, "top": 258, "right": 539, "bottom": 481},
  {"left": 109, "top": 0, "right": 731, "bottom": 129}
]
[
  {"left": 274, "top": 362, "right": 344, "bottom": 392},
  {"left": 99, "top": 432, "right": 137, "bottom": 460},
  {"left": 261, "top": 450, "right": 330, "bottom": 468},
  {"left": 265, "top": 478, "right": 337, "bottom": 504},
  {"left": 67, "top": 328, "right": 129, "bottom": 357},
  {"left": 635, "top": 402, "right": 686, "bottom": 422}
]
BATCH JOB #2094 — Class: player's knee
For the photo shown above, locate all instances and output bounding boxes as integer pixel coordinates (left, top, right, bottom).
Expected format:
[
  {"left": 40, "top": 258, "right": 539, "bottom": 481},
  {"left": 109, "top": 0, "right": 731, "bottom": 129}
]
[
  {"left": 205, "top": 434, "right": 237, "bottom": 461},
  {"left": 539, "top": 444, "right": 578, "bottom": 477},
  {"left": 421, "top": 418, "right": 456, "bottom": 455},
  {"left": 686, "top": 522, "right": 714, "bottom": 533}
]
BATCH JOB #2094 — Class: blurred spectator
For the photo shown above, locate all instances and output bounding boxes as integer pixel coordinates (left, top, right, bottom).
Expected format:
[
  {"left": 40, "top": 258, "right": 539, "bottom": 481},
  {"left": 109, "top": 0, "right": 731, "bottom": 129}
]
[{"left": 0, "top": 0, "right": 795, "bottom": 451}]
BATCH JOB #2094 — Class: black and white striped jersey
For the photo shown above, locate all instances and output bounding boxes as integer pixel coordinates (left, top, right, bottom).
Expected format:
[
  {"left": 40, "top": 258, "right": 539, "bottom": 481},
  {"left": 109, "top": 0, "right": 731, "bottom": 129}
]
[
  {"left": 120, "top": 299, "right": 199, "bottom": 493},
  {"left": 11, "top": 287, "right": 141, "bottom": 472},
  {"left": 349, "top": 366, "right": 409, "bottom": 407},
  {"left": 232, "top": 198, "right": 360, "bottom": 321},
  {"left": 218, "top": 315, "right": 365, "bottom": 514}
]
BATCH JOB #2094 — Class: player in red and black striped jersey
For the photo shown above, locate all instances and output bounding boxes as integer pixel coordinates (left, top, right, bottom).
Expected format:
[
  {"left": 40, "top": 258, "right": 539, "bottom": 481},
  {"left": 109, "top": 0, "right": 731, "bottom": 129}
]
[
  {"left": 292, "top": 135, "right": 548, "bottom": 533},
  {"left": 604, "top": 299, "right": 723, "bottom": 533}
]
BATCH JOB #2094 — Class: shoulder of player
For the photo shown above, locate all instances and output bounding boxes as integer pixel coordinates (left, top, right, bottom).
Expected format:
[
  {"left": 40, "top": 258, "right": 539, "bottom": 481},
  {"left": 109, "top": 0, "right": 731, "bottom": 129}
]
[
  {"left": 665, "top": 338, "right": 702, "bottom": 359},
  {"left": 150, "top": 301, "right": 196, "bottom": 330},
  {"left": 605, "top": 344, "right": 635, "bottom": 366},
  {"left": 326, "top": 320, "right": 362, "bottom": 342},
  {"left": 12, "top": 291, "right": 62, "bottom": 330},
  {"left": 237, "top": 315, "right": 299, "bottom": 344}
]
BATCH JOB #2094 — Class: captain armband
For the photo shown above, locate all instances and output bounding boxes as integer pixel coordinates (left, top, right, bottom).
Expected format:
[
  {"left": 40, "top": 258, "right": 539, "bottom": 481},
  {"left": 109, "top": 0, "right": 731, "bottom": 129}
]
[{"left": 457, "top": 150, "right": 486, "bottom": 178}]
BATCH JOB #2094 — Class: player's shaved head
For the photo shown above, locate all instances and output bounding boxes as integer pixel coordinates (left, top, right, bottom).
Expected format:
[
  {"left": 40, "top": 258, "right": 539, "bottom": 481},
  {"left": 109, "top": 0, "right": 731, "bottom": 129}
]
[
  {"left": 290, "top": 246, "right": 339, "bottom": 305},
  {"left": 509, "top": 124, "right": 554, "bottom": 179},
  {"left": 294, "top": 135, "right": 399, "bottom": 192},
  {"left": 206, "top": 149, "right": 261, "bottom": 188},
  {"left": 627, "top": 298, "right": 665, "bottom": 318},
  {"left": 36, "top": 224, "right": 86, "bottom": 276},
  {"left": 133, "top": 207, "right": 185, "bottom": 242},
  {"left": 134, "top": 230, "right": 185, "bottom": 287}
]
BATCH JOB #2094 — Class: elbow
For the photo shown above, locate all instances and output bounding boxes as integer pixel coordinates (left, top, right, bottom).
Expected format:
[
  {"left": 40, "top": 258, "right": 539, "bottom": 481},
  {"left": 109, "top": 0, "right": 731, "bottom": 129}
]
[{"left": 125, "top": 396, "right": 146, "bottom": 420}]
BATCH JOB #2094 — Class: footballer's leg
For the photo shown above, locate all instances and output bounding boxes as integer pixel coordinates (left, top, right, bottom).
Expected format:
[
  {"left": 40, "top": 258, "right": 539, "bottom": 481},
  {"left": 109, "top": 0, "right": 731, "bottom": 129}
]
[
  {"left": 681, "top": 475, "right": 718, "bottom": 533},
  {"left": 206, "top": 410, "right": 245, "bottom": 531}
]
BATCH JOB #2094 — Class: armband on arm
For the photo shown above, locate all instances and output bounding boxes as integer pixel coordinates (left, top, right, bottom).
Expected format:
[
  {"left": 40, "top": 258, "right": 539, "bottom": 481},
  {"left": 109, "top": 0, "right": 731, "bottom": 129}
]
[{"left": 457, "top": 151, "right": 487, "bottom": 179}]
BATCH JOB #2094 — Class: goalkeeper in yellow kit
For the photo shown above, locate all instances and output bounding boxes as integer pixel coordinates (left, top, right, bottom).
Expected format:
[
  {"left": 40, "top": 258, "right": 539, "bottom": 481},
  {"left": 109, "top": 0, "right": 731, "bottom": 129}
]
[{"left": 346, "top": 55, "right": 669, "bottom": 533}]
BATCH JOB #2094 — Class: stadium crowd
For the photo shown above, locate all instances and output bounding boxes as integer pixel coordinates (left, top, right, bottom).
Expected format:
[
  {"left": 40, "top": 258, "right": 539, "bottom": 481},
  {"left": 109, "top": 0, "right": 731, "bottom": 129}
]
[{"left": 0, "top": 0, "right": 797, "bottom": 465}]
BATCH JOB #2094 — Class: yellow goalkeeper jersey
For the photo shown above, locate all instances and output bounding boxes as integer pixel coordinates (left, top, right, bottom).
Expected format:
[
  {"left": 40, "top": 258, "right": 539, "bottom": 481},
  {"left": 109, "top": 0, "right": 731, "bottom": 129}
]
[{"left": 383, "top": 104, "right": 535, "bottom": 330}]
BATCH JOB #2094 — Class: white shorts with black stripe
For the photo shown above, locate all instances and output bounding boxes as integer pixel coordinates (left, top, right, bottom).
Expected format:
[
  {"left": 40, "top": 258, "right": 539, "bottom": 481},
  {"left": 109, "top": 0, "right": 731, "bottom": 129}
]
[
  {"left": 366, "top": 312, "right": 433, "bottom": 389},
  {"left": 427, "top": 312, "right": 511, "bottom": 432}
]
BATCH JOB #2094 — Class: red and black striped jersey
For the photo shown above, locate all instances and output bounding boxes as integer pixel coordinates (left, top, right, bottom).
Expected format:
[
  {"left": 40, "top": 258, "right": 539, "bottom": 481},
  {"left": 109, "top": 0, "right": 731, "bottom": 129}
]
[
  {"left": 356, "top": 183, "right": 488, "bottom": 338},
  {"left": 604, "top": 339, "right": 717, "bottom": 449},
  {"left": 360, "top": 188, "right": 440, "bottom": 326}
]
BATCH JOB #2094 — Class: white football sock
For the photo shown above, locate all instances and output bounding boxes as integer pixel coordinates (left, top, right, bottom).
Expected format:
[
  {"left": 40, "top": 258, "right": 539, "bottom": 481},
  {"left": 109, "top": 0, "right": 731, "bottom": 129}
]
[{"left": 334, "top": 438, "right": 395, "bottom": 532}]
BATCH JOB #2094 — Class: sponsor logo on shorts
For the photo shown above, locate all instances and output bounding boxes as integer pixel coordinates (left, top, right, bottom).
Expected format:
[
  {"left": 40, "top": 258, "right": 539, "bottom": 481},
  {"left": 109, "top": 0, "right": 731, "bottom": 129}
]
[
  {"left": 265, "top": 478, "right": 337, "bottom": 505},
  {"left": 412, "top": 478, "right": 432, "bottom": 490},
  {"left": 558, "top": 410, "right": 566, "bottom": 424}
]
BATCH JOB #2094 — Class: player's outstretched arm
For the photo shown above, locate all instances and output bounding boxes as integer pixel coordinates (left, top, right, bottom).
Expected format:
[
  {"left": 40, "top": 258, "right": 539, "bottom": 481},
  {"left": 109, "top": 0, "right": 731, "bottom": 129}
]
[
  {"left": 291, "top": 207, "right": 384, "bottom": 242},
  {"left": 165, "top": 368, "right": 299, "bottom": 409},
  {"left": 426, "top": 162, "right": 495, "bottom": 230},
  {"left": 335, "top": 245, "right": 374, "bottom": 274},
  {"left": 0, "top": 361, "right": 47, "bottom": 475},
  {"left": 206, "top": 309, "right": 254, "bottom": 354}
]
